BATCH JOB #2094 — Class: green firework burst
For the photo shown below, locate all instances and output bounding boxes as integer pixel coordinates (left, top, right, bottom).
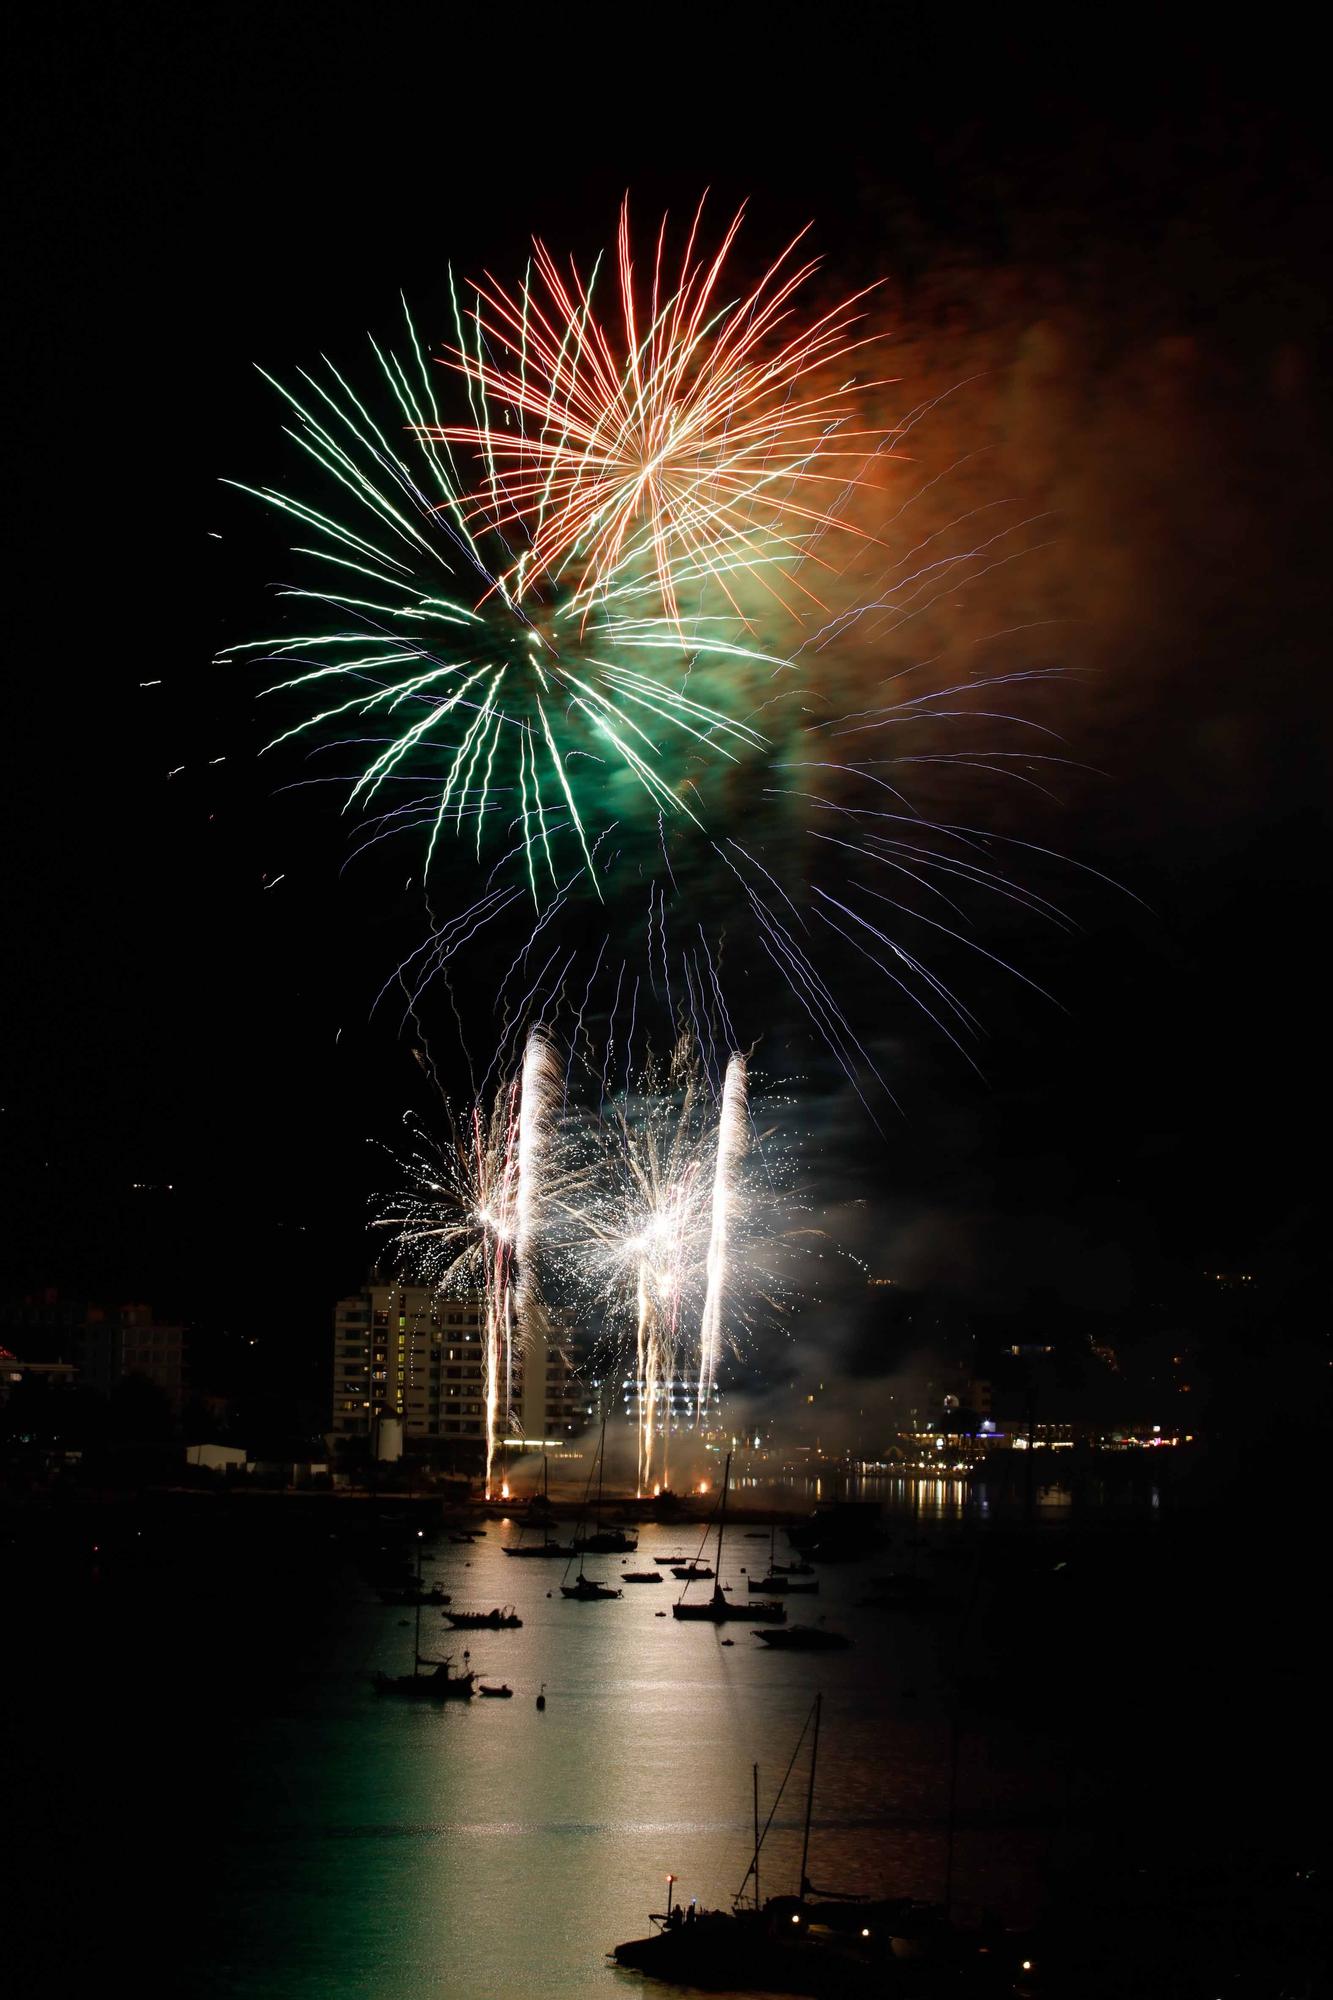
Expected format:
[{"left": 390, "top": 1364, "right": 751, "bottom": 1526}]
[{"left": 222, "top": 302, "right": 781, "bottom": 903}]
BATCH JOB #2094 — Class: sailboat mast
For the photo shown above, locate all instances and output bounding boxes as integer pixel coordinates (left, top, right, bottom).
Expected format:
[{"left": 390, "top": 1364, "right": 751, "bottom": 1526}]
[
  {"left": 753, "top": 1763, "right": 761, "bottom": 1912},
  {"left": 414, "top": 1530, "right": 423, "bottom": 1673},
  {"left": 798, "top": 1692, "right": 821, "bottom": 1900},
  {"left": 715, "top": 1449, "right": 731, "bottom": 1595},
  {"left": 595, "top": 1414, "right": 606, "bottom": 1528}
]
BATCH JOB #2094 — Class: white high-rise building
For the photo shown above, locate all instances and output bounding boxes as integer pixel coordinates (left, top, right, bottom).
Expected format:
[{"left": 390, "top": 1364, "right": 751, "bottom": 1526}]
[
  {"left": 331, "top": 1278, "right": 589, "bottom": 1450},
  {"left": 331, "top": 1280, "right": 485, "bottom": 1441}
]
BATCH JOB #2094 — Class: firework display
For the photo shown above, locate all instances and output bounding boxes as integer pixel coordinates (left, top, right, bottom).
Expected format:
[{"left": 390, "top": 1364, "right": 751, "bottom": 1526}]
[
  {"left": 232, "top": 196, "right": 1102, "bottom": 1454},
  {"left": 696, "top": 1054, "right": 748, "bottom": 1418},
  {"left": 374, "top": 1030, "right": 561, "bottom": 1494},
  {"left": 584, "top": 1041, "right": 714, "bottom": 1494},
  {"left": 377, "top": 1036, "right": 795, "bottom": 1495},
  {"left": 231, "top": 200, "right": 1085, "bottom": 1101},
  {"left": 433, "top": 196, "right": 887, "bottom": 626}
]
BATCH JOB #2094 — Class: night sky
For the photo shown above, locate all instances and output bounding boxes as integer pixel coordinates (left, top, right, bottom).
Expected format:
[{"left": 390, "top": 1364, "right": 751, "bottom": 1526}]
[{"left": 3, "top": 14, "right": 1328, "bottom": 1424}]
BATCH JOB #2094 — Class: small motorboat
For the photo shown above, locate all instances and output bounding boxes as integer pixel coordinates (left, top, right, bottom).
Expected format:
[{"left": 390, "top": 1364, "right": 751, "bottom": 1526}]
[
  {"left": 444, "top": 1606, "right": 523, "bottom": 1629},
  {"left": 653, "top": 1553, "right": 690, "bottom": 1565},
  {"left": 621, "top": 1571, "right": 663, "bottom": 1583},
  {"left": 748, "top": 1573, "right": 819, "bottom": 1595},
  {"left": 671, "top": 1562, "right": 714, "bottom": 1580},
  {"left": 478, "top": 1683, "right": 513, "bottom": 1699}
]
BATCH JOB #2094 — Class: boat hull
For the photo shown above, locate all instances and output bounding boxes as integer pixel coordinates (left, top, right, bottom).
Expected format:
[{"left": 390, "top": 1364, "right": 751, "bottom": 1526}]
[
  {"left": 372, "top": 1671, "right": 475, "bottom": 1700},
  {"left": 754, "top": 1628, "right": 851, "bottom": 1651},
  {"left": 673, "top": 1596, "right": 785, "bottom": 1623}
]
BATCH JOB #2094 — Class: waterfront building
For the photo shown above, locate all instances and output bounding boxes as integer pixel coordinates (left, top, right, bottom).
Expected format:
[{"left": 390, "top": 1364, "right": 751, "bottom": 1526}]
[
  {"left": 331, "top": 1280, "right": 485, "bottom": 1443},
  {"left": 331, "top": 1278, "right": 588, "bottom": 1451}
]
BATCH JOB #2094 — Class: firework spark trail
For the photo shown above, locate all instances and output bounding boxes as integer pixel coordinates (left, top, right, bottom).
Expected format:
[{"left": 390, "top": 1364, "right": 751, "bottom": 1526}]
[
  {"left": 574, "top": 1042, "right": 707, "bottom": 1492},
  {"left": 634, "top": 1256, "right": 653, "bottom": 1494},
  {"left": 373, "top": 1081, "right": 518, "bottom": 1500},
  {"left": 432, "top": 195, "right": 893, "bottom": 628},
  {"left": 696, "top": 1054, "right": 748, "bottom": 1419},
  {"left": 628, "top": 1171, "right": 697, "bottom": 1495},
  {"left": 374, "top": 1031, "right": 561, "bottom": 1496},
  {"left": 478, "top": 1126, "right": 513, "bottom": 1503},
  {"left": 376, "top": 1027, "right": 809, "bottom": 1495},
  {"left": 514, "top": 1028, "right": 560, "bottom": 1426}
]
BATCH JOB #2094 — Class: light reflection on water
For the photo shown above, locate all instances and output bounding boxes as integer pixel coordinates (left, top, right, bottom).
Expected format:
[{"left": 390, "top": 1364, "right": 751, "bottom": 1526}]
[{"left": 196, "top": 1490, "right": 1072, "bottom": 2000}]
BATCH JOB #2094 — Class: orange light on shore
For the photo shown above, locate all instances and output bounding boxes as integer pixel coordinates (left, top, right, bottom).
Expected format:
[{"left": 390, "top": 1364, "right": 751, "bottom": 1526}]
[
  {"left": 500, "top": 1482, "right": 510, "bottom": 1500},
  {"left": 697, "top": 1480, "right": 710, "bottom": 1496},
  {"left": 653, "top": 1483, "right": 661, "bottom": 1498}
]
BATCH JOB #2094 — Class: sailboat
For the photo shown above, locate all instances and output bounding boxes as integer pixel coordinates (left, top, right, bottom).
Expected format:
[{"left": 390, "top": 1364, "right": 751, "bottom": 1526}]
[
  {"left": 610, "top": 1697, "right": 1037, "bottom": 1993},
  {"left": 672, "top": 1452, "right": 785, "bottom": 1623},
  {"left": 372, "top": 1533, "right": 476, "bottom": 1700},
  {"left": 500, "top": 1453, "right": 575, "bottom": 1559},
  {"left": 572, "top": 1420, "right": 638, "bottom": 1553},
  {"left": 748, "top": 1520, "right": 819, "bottom": 1595},
  {"left": 500, "top": 1531, "right": 574, "bottom": 1559},
  {"left": 560, "top": 1417, "right": 623, "bottom": 1600},
  {"left": 525, "top": 1453, "right": 557, "bottom": 1524},
  {"left": 610, "top": 1698, "right": 840, "bottom": 1987}
]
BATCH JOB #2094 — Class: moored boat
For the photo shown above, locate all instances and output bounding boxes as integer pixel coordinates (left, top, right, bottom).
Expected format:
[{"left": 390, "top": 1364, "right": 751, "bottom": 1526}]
[
  {"left": 673, "top": 1453, "right": 785, "bottom": 1624},
  {"left": 560, "top": 1573, "right": 622, "bottom": 1600},
  {"left": 610, "top": 1697, "right": 1037, "bottom": 1994},
  {"left": 752, "top": 1624, "right": 851, "bottom": 1651},
  {"left": 373, "top": 1656, "right": 476, "bottom": 1700},
  {"left": 372, "top": 1533, "right": 476, "bottom": 1696},
  {"left": 559, "top": 1416, "right": 626, "bottom": 1602},
  {"left": 574, "top": 1525, "right": 639, "bottom": 1553}
]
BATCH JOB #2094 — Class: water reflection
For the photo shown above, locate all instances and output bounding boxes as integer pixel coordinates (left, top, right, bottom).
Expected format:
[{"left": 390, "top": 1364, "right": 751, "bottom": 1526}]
[
  {"left": 187, "top": 1483, "right": 1100, "bottom": 1999},
  {"left": 732, "top": 1470, "right": 973, "bottom": 1517}
]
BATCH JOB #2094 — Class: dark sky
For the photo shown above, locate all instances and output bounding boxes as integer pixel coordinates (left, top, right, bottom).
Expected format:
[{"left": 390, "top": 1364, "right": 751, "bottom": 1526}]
[{"left": 2, "top": 12, "right": 1328, "bottom": 1402}]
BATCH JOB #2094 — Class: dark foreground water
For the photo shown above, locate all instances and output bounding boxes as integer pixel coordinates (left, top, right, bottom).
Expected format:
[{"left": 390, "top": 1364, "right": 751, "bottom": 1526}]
[{"left": 2, "top": 1476, "right": 1326, "bottom": 1998}]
